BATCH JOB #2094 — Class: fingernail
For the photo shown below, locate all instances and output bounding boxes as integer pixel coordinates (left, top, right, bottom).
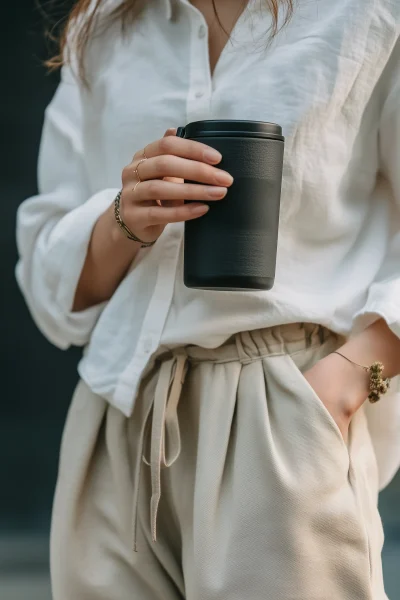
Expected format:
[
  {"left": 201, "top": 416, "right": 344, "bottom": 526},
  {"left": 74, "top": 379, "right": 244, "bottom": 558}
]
[
  {"left": 215, "top": 171, "right": 234, "bottom": 185},
  {"left": 208, "top": 186, "right": 227, "bottom": 198},
  {"left": 204, "top": 149, "right": 222, "bottom": 163},
  {"left": 192, "top": 204, "right": 209, "bottom": 214}
]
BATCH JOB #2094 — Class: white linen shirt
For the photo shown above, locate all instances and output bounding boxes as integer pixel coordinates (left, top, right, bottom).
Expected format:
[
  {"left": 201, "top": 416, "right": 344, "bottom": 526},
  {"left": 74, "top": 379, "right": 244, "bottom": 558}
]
[{"left": 16, "top": 0, "right": 400, "bottom": 489}]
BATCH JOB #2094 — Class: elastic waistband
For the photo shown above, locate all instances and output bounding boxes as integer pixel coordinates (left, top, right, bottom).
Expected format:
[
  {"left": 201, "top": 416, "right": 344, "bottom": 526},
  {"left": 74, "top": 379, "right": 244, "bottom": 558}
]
[
  {"left": 159, "top": 323, "right": 339, "bottom": 366},
  {"left": 135, "top": 322, "right": 339, "bottom": 550}
]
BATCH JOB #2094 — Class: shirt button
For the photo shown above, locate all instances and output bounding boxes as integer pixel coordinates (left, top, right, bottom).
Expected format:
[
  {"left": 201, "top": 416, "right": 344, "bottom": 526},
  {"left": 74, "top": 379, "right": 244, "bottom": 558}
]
[
  {"left": 195, "top": 90, "right": 205, "bottom": 99},
  {"left": 198, "top": 25, "right": 207, "bottom": 39}
]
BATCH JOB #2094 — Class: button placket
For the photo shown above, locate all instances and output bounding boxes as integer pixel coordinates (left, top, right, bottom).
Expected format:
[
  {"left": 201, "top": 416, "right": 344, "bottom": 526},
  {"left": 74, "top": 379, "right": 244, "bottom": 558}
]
[
  {"left": 116, "top": 233, "right": 184, "bottom": 409},
  {"left": 186, "top": 10, "right": 212, "bottom": 122}
]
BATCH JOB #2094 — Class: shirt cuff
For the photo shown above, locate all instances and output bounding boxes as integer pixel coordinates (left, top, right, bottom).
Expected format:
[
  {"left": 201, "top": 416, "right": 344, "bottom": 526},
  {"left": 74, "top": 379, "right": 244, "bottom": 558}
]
[
  {"left": 352, "top": 283, "right": 400, "bottom": 339},
  {"left": 45, "top": 187, "right": 119, "bottom": 348}
]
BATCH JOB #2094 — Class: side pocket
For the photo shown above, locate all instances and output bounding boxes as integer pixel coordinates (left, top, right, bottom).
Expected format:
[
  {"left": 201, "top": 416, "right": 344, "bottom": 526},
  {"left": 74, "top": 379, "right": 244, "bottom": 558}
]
[
  {"left": 286, "top": 352, "right": 349, "bottom": 453},
  {"left": 287, "top": 352, "right": 377, "bottom": 588},
  {"left": 265, "top": 352, "right": 374, "bottom": 591},
  {"left": 288, "top": 344, "right": 380, "bottom": 577},
  {"left": 264, "top": 352, "right": 350, "bottom": 486}
]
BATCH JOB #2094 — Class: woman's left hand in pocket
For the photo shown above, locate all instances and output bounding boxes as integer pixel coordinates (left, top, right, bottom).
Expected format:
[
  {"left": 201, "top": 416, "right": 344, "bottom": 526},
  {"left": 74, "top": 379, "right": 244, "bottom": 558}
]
[{"left": 303, "top": 352, "right": 370, "bottom": 442}]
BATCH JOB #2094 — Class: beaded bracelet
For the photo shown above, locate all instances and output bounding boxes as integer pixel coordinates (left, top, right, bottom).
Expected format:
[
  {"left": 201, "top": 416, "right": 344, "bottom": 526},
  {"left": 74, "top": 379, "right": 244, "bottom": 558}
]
[{"left": 333, "top": 352, "right": 391, "bottom": 403}]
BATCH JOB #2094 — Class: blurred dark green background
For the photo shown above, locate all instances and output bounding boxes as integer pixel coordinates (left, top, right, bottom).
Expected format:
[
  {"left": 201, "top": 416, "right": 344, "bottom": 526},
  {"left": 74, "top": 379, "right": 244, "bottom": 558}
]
[
  {"left": 1, "top": 2, "right": 80, "bottom": 531},
  {"left": 1, "top": 1, "right": 80, "bottom": 596},
  {"left": 0, "top": 1, "right": 399, "bottom": 598}
]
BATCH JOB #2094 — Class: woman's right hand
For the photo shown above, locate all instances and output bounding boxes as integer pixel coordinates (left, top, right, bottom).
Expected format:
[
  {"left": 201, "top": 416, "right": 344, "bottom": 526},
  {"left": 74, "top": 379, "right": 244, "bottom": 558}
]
[
  {"left": 117, "top": 128, "right": 234, "bottom": 244},
  {"left": 73, "top": 129, "right": 233, "bottom": 311}
]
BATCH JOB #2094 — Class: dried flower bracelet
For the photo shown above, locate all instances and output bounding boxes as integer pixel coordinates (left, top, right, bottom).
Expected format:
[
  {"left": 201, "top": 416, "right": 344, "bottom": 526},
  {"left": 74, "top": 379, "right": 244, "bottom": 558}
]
[{"left": 333, "top": 351, "right": 391, "bottom": 403}]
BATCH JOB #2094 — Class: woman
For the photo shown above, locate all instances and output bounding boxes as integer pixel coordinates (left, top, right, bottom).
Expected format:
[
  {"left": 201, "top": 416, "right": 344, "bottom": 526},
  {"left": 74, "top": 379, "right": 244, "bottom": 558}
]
[{"left": 16, "top": 0, "right": 400, "bottom": 597}]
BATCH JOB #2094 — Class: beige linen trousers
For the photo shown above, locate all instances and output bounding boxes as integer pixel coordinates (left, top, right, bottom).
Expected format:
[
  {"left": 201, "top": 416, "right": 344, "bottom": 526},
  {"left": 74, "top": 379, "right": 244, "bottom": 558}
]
[{"left": 51, "top": 324, "right": 387, "bottom": 600}]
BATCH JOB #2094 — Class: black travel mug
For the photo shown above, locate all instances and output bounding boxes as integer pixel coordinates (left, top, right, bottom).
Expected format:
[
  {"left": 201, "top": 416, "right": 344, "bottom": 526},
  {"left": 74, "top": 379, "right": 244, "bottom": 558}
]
[{"left": 178, "top": 120, "right": 285, "bottom": 291}]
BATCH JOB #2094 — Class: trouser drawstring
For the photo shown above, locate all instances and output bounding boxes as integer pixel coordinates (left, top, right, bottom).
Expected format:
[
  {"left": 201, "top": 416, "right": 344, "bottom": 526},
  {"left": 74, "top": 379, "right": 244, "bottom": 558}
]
[{"left": 132, "top": 349, "right": 189, "bottom": 551}]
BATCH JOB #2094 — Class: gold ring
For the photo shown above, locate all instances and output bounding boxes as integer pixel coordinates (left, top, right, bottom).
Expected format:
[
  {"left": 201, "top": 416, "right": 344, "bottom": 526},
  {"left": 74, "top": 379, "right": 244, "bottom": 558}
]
[
  {"left": 143, "top": 146, "right": 149, "bottom": 160},
  {"left": 133, "top": 180, "right": 141, "bottom": 192},
  {"left": 134, "top": 158, "right": 147, "bottom": 183}
]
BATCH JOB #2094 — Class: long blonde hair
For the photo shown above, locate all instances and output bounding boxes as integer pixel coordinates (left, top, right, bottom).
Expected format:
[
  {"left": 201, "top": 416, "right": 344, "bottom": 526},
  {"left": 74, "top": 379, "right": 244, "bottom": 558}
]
[{"left": 47, "top": 0, "right": 294, "bottom": 81}]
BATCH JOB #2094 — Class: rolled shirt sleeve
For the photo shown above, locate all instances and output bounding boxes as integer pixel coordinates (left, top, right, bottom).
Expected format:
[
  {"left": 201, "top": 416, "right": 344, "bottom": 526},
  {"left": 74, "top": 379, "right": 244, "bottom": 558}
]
[
  {"left": 16, "top": 66, "right": 118, "bottom": 349},
  {"left": 351, "top": 40, "right": 400, "bottom": 490},
  {"left": 353, "top": 40, "right": 400, "bottom": 338}
]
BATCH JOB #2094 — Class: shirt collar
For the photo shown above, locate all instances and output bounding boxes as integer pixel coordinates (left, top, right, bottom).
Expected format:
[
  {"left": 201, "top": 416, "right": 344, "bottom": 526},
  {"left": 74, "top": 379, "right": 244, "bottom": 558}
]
[
  {"left": 163, "top": 0, "right": 261, "bottom": 22},
  {"left": 105, "top": 0, "right": 173, "bottom": 20},
  {"left": 163, "top": 1, "right": 261, "bottom": 22}
]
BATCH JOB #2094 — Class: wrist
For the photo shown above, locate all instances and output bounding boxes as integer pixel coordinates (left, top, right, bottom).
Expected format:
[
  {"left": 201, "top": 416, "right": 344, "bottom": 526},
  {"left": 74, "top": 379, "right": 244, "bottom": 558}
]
[
  {"left": 105, "top": 202, "right": 142, "bottom": 252},
  {"left": 319, "top": 352, "right": 371, "bottom": 408},
  {"left": 339, "top": 319, "right": 400, "bottom": 379}
]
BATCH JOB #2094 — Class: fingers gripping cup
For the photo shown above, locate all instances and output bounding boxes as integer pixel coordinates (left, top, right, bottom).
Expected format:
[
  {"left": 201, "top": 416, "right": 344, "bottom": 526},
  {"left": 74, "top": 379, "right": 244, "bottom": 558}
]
[{"left": 178, "top": 120, "right": 285, "bottom": 291}]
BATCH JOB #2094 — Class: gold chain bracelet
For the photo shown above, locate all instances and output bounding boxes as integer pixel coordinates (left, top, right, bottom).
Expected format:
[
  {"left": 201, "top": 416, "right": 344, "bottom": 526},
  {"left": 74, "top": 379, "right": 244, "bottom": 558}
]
[
  {"left": 333, "top": 352, "right": 391, "bottom": 403},
  {"left": 114, "top": 190, "right": 157, "bottom": 248}
]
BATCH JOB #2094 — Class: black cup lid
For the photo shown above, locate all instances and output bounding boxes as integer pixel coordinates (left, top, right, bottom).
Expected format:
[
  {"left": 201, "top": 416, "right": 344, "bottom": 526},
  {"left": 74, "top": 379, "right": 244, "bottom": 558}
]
[{"left": 179, "top": 119, "right": 284, "bottom": 141}]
